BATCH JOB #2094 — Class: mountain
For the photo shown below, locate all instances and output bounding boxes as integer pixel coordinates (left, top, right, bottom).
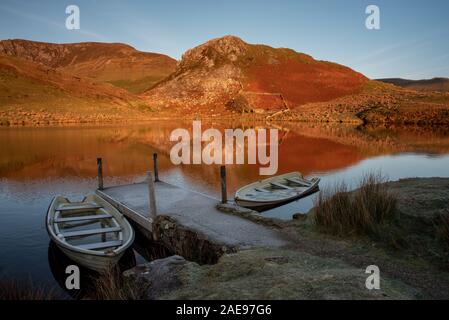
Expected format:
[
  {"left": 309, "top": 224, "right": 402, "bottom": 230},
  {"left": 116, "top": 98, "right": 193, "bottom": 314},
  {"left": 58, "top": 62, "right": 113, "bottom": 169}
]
[
  {"left": 142, "top": 35, "right": 368, "bottom": 115},
  {"left": 0, "top": 39, "right": 177, "bottom": 93},
  {"left": 0, "top": 53, "right": 154, "bottom": 125},
  {"left": 1, "top": 36, "right": 448, "bottom": 125},
  {"left": 377, "top": 78, "right": 449, "bottom": 92}
]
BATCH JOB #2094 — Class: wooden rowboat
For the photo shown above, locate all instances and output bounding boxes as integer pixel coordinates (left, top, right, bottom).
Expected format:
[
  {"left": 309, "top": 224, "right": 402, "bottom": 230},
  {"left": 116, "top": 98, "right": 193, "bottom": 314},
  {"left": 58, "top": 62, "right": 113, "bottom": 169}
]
[
  {"left": 234, "top": 172, "right": 320, "bottom": 211},
  {"left": 46, "top": 194, "right": 134, "bottom": 272}
]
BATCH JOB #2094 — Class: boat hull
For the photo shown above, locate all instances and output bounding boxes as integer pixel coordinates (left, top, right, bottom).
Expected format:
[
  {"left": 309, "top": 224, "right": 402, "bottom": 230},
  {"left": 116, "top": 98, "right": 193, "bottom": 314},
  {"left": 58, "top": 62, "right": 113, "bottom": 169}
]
[
  {"left": 56, "top": 244, "right": 123, "bottom": 272},
  {"left": 235, "top": 186, "right": 319, "bottom": 211},
  {"left": 234, "top": 172, "right": 320, "bottom": 211}
]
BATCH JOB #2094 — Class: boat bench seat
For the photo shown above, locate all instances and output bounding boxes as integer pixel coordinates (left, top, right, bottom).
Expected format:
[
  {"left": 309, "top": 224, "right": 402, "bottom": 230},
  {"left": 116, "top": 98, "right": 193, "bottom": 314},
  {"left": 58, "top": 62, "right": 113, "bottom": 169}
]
[
  {"left": 285, "top": 178, "right": 311, "bottom": 186},
  {"left": 55, "top": 213, "right": 113, "bottom": 223},
  {"left": 60, "top": 226, "right": 122, "bottom": 238},
  {"left": 78, "top": 240, "right": 123, "bottom": 251},
  {"left": 57, "top": 203, "right": 103, "bottom": 212},
  {"left": 270, "top": 182, "right": 292, "bottom": 190}
]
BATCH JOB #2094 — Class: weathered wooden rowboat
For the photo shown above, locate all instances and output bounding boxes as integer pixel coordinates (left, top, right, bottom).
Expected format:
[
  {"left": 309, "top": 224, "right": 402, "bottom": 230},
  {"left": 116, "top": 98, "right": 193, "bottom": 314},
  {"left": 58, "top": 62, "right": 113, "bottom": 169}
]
[
  {"left": 234, "top": 172, "right": 320, "bottom": 211},
  {"left": 46, "top": 194, "right": 134, "bottom": 272}
]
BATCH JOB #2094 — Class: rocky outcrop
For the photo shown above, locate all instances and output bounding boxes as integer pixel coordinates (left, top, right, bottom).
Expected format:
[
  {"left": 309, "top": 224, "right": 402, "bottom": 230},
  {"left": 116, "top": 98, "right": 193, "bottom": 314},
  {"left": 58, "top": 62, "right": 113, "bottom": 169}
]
[
  {"left": 124, "top": 249, "right": 418, "bottom": 299},
  {"left": 123, "top": 255, "right": 200, "bottom": 300},
  {"left": 142, "top": 35, "right": 368, "bottom": 114}
]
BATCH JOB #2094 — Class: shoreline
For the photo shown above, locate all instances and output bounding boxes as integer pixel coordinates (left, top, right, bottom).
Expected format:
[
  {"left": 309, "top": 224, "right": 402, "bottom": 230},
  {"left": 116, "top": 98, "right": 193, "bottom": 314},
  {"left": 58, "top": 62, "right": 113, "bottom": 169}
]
[
  {"left": 1, "top": 116, "right": 449, "bottom": 128},
  {"left": 120, "top": 177, "right": 449, "bottom": 300}
]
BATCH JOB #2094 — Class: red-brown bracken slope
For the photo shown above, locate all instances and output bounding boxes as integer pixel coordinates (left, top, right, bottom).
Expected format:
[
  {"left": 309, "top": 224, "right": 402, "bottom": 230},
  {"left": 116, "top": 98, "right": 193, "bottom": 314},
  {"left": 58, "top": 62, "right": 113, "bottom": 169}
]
[
  {"left": 0, "top": 39, "right": 177, "bottom": 93},
  {"left": 142, "top": 35, "right": 368, "bottom": 114},
  {"left": 0, "top": 53, "right": 158, "bottom": 125}
]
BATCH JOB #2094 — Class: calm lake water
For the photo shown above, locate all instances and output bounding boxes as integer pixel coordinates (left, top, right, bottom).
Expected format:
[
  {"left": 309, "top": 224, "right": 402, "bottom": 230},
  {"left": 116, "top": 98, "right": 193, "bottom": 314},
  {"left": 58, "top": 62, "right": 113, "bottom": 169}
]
[{"left": 1, "top": 121, "right": 449, "bottom": 295}]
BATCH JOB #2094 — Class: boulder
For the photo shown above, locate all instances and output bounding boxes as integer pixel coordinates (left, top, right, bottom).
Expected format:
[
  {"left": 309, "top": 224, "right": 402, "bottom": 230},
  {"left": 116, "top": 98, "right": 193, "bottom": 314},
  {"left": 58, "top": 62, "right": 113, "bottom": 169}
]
[{"left": 123, "top": 255, "right": 200, "bottom": 300}]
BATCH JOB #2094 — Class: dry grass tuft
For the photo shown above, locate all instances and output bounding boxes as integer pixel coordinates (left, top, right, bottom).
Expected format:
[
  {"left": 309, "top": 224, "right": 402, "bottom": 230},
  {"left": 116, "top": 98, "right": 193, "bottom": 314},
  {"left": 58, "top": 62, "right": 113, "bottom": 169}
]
[
  {"left": 313, "top": 172, "right": 397, "bottom": 236},
  {"left": 90, "top": 266, "right": 148, "bottom": 300},
  {"left": 0, "top": 279, "right": 62, "bottom": 300}
]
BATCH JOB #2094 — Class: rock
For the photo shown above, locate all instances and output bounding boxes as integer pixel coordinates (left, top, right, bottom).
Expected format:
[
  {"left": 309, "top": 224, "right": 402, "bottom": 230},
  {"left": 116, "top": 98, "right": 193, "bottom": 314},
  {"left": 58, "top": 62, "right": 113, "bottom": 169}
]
[
  {"left": 159, "top": 249, "right": 419, "bottom": 300},
  {"left": 216, "top": 202, "right": 285, "bottom": 228},
  {"left": 292, "top": 213, "right": 307, "bottom": 221},
  {"left": 216, "top": 202, "right": 254, "bottom": 214},
  {"left": 152, "top": 215, "right": 237, "bottom": 264},
  {"left": 123, "top": 255, "right": 200, "bottom": 300}
]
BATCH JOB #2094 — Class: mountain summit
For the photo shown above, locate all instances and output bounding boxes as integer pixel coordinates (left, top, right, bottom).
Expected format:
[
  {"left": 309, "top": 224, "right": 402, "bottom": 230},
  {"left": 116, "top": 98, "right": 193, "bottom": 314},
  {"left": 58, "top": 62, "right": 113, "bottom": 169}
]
[{"left": 143, "top": 35, "right": 368, "bottom": 114}]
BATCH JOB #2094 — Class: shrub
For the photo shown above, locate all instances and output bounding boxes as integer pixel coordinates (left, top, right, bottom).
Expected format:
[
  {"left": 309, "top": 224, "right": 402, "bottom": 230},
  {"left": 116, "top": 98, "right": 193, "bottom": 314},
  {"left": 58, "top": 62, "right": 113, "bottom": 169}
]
[
  {"left": 0, "top": 279, "right": 61, "bottom": 300},
  {"left": 90, "top": 267, "right": 147, "bottom": 300},
  {"left": 313, "top": 172, "right": 397, "bottom": 236}
]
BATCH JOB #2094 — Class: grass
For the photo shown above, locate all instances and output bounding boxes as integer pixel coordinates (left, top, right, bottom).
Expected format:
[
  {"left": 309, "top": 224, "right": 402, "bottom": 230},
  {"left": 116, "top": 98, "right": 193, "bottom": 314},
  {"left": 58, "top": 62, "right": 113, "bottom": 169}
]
[
  {"left": 108, "top": 75, "right": 167, "bottom": 94},
  {"left": 313, "top": 172, "right": 397, "bottom": 237},
  {"left": 434, "top": 210, "right": 449, "bottom": 248},
  {"left": 0, "top": 278, "right": 62, "bottom": 300},
  {"left": 0, "top": 267, "right": 147, "bottom": 300},
  {"left": 90, "top": 267, "right": 147, "bottom": 300}
]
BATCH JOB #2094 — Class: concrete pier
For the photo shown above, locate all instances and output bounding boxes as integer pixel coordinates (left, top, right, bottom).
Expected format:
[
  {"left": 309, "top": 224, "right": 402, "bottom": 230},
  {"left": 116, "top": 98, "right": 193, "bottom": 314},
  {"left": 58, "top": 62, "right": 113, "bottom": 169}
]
[{"left": 96, "top": 180, "right": 287, "bottom": 254}]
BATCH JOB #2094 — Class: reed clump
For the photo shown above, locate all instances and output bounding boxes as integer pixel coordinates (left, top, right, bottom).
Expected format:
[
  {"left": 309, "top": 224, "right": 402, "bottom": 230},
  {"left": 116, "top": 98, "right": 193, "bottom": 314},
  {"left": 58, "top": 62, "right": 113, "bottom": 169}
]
[
  {"left": 313, "top": 172, "right": 397, "bottom": 237},
  {"left": 91, "top": 266, "right": 147, "bottom": 300},
  {"left": 0, "top": 279, "right": 62, "bottom": 300}
]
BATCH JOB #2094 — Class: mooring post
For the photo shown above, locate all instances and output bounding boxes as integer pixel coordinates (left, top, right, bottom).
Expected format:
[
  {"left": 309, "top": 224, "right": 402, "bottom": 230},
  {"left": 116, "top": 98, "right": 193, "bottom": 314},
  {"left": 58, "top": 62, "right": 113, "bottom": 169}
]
[
  {"left": 153, "top": 153, "right": 159, "bottom": 182},
  {"left": 147, "top": 171, "right": 157, "bottom": 219},
  {"left": 220, "top": 165, "right": 227, "bottom": 204},
  {"left": 97, "top": 157, "right": 104, "bottom": 190}
]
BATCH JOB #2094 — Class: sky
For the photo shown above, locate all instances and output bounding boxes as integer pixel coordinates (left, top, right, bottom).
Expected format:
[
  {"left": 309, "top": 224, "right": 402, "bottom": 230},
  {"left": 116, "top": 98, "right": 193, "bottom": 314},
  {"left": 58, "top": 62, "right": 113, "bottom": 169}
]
[{"left": 0, "top": 0, "right": 448, "bottom": 79}]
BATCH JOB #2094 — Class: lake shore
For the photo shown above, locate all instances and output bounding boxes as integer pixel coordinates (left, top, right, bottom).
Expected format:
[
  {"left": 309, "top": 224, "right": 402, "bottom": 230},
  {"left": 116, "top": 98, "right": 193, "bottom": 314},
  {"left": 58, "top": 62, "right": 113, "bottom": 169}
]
[
  {"left": 1, "top": 177, "right": 448, "bottom": 300},
  {"left": 121, "top": 177, "right": 449, "bottom": 300}
]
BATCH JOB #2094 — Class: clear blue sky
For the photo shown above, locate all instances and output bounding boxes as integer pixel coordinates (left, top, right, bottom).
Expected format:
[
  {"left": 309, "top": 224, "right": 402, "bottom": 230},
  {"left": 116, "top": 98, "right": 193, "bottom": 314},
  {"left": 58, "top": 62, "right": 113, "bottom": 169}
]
[{"left": 1, "top": 0, "right": 448, "bottom": 79}]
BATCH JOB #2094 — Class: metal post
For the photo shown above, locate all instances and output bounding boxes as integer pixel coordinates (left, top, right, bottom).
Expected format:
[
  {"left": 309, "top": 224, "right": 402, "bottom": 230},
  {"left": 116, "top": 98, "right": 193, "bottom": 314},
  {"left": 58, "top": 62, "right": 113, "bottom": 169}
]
[
  {"left": 153, "top": 153, "right": 159, "bottom": 182},
  {"left": 220, "top": 166, "right": 227, "bottom": 204},
  {"left": 97, "top": 158, "right": 104, "bottom": 190},
  {"left": 147, "top": 171, "right": 157, "bottom": 219}
]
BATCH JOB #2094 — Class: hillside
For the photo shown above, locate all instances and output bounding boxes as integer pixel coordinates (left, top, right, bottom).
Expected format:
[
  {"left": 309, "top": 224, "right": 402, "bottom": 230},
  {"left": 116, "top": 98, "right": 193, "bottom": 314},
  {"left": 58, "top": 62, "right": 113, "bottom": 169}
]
[
  {"left": 142, "top": 35, "right": 368, "bottom": 116},
  {"left": 1, "top": 36, "right": 448, "bottom": 125},
  {"left": 0, "top": 54, "right": 154, "bottom": 125},
  {"left": 377, "top": 78, "right": 449, "bottom": 93},
  {"left": 271, "top": 80, "right": 449, "bottom": 125},
  {"left": 0, "top": 39, "right": 177, "bottom": 93}
]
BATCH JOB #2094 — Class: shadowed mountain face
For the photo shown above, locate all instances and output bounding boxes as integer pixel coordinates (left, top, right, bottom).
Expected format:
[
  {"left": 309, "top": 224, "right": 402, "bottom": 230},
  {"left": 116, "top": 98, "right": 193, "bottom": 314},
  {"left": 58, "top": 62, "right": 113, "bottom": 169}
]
[
  {"left": 0, "top": 39, "right": 177, "bottom": 93},
  {"left": 142, "top": 35, "right": 368, "bottom": 114},
  {"left": 377, "top": 78, "right": 449, "bottom": 92}
]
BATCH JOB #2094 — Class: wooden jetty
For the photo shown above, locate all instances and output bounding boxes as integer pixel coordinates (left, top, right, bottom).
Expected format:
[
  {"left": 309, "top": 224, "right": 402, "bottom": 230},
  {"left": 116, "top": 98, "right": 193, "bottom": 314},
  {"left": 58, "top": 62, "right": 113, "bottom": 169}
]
[{"left": 95, "top": 156, "right": 287, "bottom": 262}]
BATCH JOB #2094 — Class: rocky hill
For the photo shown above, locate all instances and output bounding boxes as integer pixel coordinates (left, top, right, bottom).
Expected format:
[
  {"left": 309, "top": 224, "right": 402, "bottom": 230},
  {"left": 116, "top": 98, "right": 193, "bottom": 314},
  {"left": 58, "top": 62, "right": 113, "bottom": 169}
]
[
  {"left": 142, "top": 35, "right": 368, "bottom": 115},
  {"left": 1, "top": 36, "right": 448, "bottom": 125},
  {"left": 0, "top": 39, "right": 177, "bottom": 93}
]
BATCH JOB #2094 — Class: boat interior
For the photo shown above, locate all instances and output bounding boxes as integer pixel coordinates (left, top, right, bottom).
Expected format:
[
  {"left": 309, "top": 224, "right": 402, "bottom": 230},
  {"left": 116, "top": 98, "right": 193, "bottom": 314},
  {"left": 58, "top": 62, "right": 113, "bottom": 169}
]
[
  {"left": 254, "top": 176, "right": 315, "bottom": 193},
  {"left": 53, "top": 201, "right": 123, "bottom": 251}
]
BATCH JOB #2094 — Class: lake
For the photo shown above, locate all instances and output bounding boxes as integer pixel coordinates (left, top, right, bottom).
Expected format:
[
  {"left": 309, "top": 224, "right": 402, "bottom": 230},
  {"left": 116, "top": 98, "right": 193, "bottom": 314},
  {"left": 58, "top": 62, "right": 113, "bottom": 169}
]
[{"left": 1, "top": 121, "right": 449, "bottom": 295}]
